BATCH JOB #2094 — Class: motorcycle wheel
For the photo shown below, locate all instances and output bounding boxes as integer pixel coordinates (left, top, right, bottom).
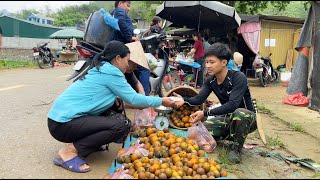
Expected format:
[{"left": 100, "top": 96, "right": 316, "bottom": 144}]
[
  {"left": 258, "top": 71, "right": 267, "bottom": 87},
  {"left": 37, "top": 55, "right": 54, "bottom": 69},
  {"left": 271, "top": 71, "right": 279, "bottom": 82},
  {"left": 159, "top": 71, "right": 182, "bottom": 97}
]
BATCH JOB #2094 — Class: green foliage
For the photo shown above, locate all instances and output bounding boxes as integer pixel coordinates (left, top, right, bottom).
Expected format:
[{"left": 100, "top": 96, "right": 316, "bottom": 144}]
[
  {"left": 258, "top": 1, "right": 310, "bottom": 19},
  {"left": 52, "top": 2, "right": 111, "bottom": 27},
  {"left": 266, "top": 135, "right": 286, "bottom": 149},
  {"left": 231, "top": 1, "right": 291, "bottom": 14},
  {"left": 0, "top": 60, "right": 36, "bottom": 69},
  {"left": 288, "top": 123, "right": 304, "bottom": 132},
  {"left": 14, "top": 9, "right": 40, "bottom": 19}
]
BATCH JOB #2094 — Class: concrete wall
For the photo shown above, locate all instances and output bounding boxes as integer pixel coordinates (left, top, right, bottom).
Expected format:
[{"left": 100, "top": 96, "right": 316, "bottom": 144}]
[{"left": 1, "top": 37, "right": 67, "bottom": 50}]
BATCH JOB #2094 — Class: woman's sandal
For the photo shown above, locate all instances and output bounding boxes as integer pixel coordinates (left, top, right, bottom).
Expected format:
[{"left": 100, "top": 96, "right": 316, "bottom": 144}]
[{"left": 53, "top": 156, "right": 91, "bottom": 173}]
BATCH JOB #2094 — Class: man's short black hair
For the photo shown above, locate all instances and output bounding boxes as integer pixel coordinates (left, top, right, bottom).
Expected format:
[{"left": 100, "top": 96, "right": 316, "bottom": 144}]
[
  {"left": 115, "top": 1, "right": 130, "bottom": 8},
  {"left": 205, "top": 42, "right": 232, "bottom": 62}
]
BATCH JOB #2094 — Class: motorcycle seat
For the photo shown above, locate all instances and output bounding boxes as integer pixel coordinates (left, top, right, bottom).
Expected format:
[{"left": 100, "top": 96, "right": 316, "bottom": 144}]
[{"left": 80, "top": 41, "right": 103, "bottom": 53}]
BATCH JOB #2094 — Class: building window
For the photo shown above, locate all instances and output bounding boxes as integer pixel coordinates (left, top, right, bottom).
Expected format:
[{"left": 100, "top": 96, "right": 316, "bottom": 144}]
[
  {"left": 37, "top": 18, "right": 40, "bottom": 23},
  {"left": 42, "top": 19, "right": 45, "bottom": 24}
]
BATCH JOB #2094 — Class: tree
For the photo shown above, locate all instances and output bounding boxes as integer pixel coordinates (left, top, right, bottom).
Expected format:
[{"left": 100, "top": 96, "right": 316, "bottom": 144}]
[
  {"left": 52, "top": 2, "right": 101, "bottom": 26},
  {"left": 14, "top": 9, "right": 39, "bottom": 19},
  {"left": 258, "top": 1, "right": 310, "bottom": 19}
]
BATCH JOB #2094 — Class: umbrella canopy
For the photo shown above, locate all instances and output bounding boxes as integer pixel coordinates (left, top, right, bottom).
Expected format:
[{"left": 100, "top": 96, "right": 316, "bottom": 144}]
[
  {"left": 156, "top": 1, "right": 241, "bottom": 31},
  {"left": 166, "top": 27, "right": 196, "bottom": 36},
  {"left": 49, "top": 29, "right": 84, "bottom": 39}
]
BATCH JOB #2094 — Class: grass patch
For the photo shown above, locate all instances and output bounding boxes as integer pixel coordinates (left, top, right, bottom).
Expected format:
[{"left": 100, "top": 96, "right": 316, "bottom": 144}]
[
  {"left": 256, "top": 102, "right": 273, "bottom": 114},
  {"left": 310, "top": 172, "right": 320, "bottom": 178},
  {"left": 214, "top": 146, "right": 237, "bottom": 173},
  {"left": 266, "top": 135, "right": 286, "bottom": 149},
  {"left": 0, "top": 60, "right": 36, "bottom": 69},
  {"left": 288, "top": 122, "right": 304, "bottom": 132}
]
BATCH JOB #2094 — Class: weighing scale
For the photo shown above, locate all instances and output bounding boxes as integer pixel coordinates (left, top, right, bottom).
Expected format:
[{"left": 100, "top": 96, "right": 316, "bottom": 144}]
[{"left": 153, "top": 105, "right": 172, "bottom": 130}]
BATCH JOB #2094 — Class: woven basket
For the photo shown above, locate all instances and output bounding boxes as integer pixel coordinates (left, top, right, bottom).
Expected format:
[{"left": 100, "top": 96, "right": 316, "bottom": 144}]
[{"left": 165, "top": 86, "right": 205, "bottom": 130}]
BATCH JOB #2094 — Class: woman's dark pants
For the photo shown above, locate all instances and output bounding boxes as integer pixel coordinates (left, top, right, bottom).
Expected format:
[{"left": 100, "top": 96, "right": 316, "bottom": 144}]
[{"left": 48, "top": 105, "right": 131, "bottom": 158}]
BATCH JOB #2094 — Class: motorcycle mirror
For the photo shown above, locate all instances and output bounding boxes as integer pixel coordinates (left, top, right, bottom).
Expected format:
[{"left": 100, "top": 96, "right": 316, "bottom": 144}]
[{"left": 133, "top": 29, "right": 141, "bottom": 35}]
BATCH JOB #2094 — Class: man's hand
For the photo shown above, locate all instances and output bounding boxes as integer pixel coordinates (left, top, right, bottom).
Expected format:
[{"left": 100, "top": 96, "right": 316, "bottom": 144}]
[
  {"left": 172, "top": 92, "right": 184, "bottom": 108},
  {"left": 190, "top": 110, "right": 204, "bottom": 123},
  {"left": 132, "top": 37, "right": 139, "bottom": 42},
  {"left": 162, "top": 97, "right": 175, "bottom": 107}
]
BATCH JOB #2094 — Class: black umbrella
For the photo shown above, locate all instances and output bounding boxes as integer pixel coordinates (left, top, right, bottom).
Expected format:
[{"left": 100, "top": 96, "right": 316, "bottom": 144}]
[{"left": 156, "top": 1, "right": 241, "bottom": 32}]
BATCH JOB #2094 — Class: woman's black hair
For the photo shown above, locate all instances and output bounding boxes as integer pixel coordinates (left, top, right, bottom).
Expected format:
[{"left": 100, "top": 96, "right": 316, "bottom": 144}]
[
  {"left": 78, "top": 40, "right": 130, "bottom": 80},
  {"left": 205, "top": 42, "right": 232, "bottom": 62},
  {"left": 150, "top": 16, "right": 162, "bottom": 26},
  {"left": 192, "top": 32, "right": 202, "bottom": 40}
]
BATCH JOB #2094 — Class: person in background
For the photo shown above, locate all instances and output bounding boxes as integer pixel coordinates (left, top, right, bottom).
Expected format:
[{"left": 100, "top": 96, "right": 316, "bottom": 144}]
[
  {"left": 110, "top": 1, "right": 146, "bottom": 96},
  {"left": 111, "top": 1, "right": 138, "bottom": 43},
  {"left": 203, "top": 33, "right": 211, "bottom": 51},
  {"left": 48, "top": 41, "right": 180, "bottom": 173},
  {"left": 187, "top": 32, "right": 205, "bottom": 87},
  {"left": 135, "top": 16, "right": 166, "bottom": 95},
  {"left": 174, "top": 43, "right": 256, "bottom": 164},
  {"left": 228, "top": 52, "right": 243, "bottom": 71}
]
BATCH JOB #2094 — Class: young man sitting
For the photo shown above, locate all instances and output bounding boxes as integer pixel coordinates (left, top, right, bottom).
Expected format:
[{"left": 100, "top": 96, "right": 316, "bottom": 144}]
[{"left": 174, "top": 42, "right": 257, "bottom": 163}]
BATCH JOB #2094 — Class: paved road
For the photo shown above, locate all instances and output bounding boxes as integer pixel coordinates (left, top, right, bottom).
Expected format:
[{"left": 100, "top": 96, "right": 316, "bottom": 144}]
[{"left": 0, "top": 67, "right": 124, "bottom": 178}]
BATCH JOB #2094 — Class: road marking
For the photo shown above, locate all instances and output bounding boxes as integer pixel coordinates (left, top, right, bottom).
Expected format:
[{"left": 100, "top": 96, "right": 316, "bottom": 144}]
[
  {"left": 0, "top": 85, "right": 26, "bottom": 92},
  {"left": 57, "top": 75, "right": 70, "bottom": 78}
]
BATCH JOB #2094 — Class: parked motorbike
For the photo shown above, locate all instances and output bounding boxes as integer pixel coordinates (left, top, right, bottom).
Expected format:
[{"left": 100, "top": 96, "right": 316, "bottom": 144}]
[
  {"left": 67, "top": 29, "right": 181, "bottom": 97},
  {"left": 137, "top": 29, "right": 181, "bottom": 97},
  {"left": 32, "top": 42, "right": 54, "bottom": 69},
  {"left": 253, "top": 53, "right": 279, "bottom": 87}
]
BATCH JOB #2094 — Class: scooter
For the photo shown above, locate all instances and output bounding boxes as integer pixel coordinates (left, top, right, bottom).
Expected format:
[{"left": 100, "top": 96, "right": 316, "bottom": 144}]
[
  {"left": 137, "top": 29, "right": 181, "bottom": 97},
  {"left": 32, "top": 42, "right": 54, "bottom": 69},
  {"left": 67, "top": 29, "right": 181, "bottom": 97},
  {"left": 254, "top": 53, "right": 279, "bottom": 87}
]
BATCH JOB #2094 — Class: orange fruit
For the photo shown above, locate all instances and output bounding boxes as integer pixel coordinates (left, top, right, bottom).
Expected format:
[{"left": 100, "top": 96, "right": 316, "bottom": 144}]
[
  {"left": 176, "top": 137, "right": 184, "bottom": 143},
  {"left": 213, "top": 170, "right": 220, "bottom": 178},
  {"left": 198, "top": 150, "right": 206, "bottom": 157},
  {"left": 130, "top": 154, "right": 139, "bottom": 162},
  {"left": 141, "top": 157, "right": 149, "bottom": 163},
  {"left": 186, "top": 161, "right": 194, "bottom": 168},
  {"left": 157, "top": 131, "right": 165, "bottom": 137},
  {"left": 180, "top": 142, "right": 188, "bottom": 150},
  {"left": 215, "top": 164, "right": 221, "bottom": 171},
  {"left": 146, "top": 128, "right": 154, "bottom": 136},
  {"left": 180, "top": 151, "right": 187, "bottom": 158},
  {"left": 220, "top": 170, "right": 228, "bottom": 177},
  {"left": 172, "top": 156, "right": 181, "bottom": 164},
  {"left": 169, "top": 148, "right": 176, "bottom": 156}
]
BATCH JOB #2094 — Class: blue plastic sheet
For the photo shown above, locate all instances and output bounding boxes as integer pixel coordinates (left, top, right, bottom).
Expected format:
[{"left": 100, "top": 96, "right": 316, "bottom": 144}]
[
  {"left": 99, "top": 8, "right": 120, "bottom": 31},
  {"left": 108, "top": 128, "right": 191, "bottom": 174},
  {"left": 178, "top": 60, "right": 201, "bottom": 69}
]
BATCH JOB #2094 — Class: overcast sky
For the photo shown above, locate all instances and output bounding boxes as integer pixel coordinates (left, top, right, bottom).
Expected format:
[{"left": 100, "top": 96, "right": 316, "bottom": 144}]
[{"left": 0, "top": 1, "right": 92, "bottom": 13}]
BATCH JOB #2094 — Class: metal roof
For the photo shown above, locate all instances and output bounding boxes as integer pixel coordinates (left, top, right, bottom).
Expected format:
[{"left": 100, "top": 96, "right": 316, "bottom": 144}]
[
  {"left": 0, "top": 15, "right": 61, "bottom": 29},
  {"left": 239, "top": 14, "right": 305, "bottom": 24}
]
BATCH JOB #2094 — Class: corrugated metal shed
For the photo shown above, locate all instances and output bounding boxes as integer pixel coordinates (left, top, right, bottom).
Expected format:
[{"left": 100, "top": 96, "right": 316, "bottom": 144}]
[{"left": 0, "top": 15, "right": 62, "bottom": 38}]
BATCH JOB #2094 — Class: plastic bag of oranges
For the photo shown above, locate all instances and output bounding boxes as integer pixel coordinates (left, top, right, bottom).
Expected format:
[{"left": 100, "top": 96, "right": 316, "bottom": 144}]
[
  {"left": 109, "top": 166, "right": 133, "bottom": 179},
  {"left": 132, "top": 107, "right": 157, "bottom": 131},
  {"left": 187, "top": 121, "right": 217, "bottom": 153},
  {"left": 118, "top": 139, "right": 149, "bottom": 158}
]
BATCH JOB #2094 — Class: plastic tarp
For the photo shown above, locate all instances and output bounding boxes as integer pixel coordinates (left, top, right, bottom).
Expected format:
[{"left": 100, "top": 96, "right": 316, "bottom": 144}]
[
  {"left": 287, "top": 1, "right": 320, "bottom": 112},
  {"left": 237, "top": 22, "right": 261, "bottom": 55}
]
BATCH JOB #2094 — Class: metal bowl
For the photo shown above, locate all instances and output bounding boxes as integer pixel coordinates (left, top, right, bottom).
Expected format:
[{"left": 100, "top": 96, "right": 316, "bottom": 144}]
[{"left": 154, "top": 105, "right": 173, "bottom": 113}]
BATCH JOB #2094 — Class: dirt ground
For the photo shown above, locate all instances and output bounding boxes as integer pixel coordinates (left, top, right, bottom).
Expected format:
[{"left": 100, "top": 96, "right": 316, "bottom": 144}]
[{"left": 204, "top": 84, "right": 320, "bottom": 179}]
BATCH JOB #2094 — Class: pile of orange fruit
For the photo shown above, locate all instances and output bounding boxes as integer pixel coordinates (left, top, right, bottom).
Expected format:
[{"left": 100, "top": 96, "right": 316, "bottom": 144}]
[
  {"left": 169, "top": 104, "right": 201, "bottom": 128},
  {"left": 103, "top": 127, "right": 228, "bottom": 179}
]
